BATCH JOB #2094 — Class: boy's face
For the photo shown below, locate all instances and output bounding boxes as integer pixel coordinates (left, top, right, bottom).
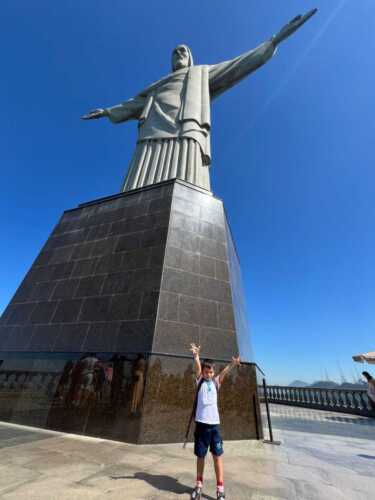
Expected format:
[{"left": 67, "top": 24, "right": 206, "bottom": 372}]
[{"left": 202, "top": 365, "right": 215, "bottom": 380}]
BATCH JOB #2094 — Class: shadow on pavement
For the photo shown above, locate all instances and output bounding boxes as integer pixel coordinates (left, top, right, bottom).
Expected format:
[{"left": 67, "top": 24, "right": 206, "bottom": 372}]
[
  {"left": 111, "top": 472, "right": 216, "bottom": 499},
  {"left": 324, "top": 415, "right": 375, "bottom": 424},
  {"left": 358, "top": 454, "right": 375, "bottom": 460}
]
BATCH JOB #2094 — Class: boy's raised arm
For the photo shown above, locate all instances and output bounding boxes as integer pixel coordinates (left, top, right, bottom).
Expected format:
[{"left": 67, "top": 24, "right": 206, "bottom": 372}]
[
  {"left": 218, "top": 355, "right": 241, "bottom": 385},
  {"left": 190, "top": 343, "right": 202, "bottom": 379}
]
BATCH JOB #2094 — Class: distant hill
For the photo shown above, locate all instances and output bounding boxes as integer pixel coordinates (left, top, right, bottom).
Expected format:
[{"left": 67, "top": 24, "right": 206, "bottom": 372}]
[
  {"left": 309, "top": 380, "right": 339, "bottom": 389},
  {"left": 288, "top": 380, "right": 308, "bottom": 387},
  {"left": 283, "top": 379, "right": 367, "bottom": 390},
  {"left": 336, "top": 381, "right": 367, "bottom": 389}
]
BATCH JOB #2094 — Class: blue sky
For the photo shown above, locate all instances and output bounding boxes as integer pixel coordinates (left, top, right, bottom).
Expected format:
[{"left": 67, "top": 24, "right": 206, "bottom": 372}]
[{"left": 1, "top": 0, "right": 374, "bottom": 385}]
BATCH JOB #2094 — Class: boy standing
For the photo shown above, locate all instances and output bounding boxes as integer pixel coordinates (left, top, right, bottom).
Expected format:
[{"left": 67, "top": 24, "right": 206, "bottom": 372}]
[{"left": 189, "top": 343, "right": 241, "bottom": 500}]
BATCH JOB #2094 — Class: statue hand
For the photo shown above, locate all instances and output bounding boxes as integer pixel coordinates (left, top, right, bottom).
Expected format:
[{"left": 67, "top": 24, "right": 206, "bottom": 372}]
[
  {"left": 81, "top": 108, "right": 107, "bottom": 120},
  {"left": 272, "top": 8, "right": 317, "bottom": 46}
]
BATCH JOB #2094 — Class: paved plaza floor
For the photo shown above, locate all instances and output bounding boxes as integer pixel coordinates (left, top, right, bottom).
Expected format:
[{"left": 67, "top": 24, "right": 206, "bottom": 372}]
[{"left": 0, "top": 404, "right": 374, "bottom": 499}]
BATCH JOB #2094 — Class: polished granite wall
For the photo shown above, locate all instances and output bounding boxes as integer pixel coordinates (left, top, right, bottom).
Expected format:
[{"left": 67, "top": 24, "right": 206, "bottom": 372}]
[
  {"left": 225, "top": 219, "right": 253, "bottom": 361},
  {"left": 0, "top": 352, "right": 145, "bottom": 443},
  {"left": 140, "top": 355, "right": 262, "bottom": 443},
  {"left": 153, "top": 182, "right": 240, "bottom": 359},
  {"left": 0, "top": 352, "right": 263, "bottom": 443},
  {"left": 0, "top": 183, "right": 172, "bottom": 353},
  {"left": 0, "top": 179, "right": 262, "bottom": 443}
]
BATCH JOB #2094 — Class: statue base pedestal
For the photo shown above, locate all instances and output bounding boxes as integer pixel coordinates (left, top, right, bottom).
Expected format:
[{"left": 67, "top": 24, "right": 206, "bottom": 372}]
[{"left": 0, "top": 179, "right": 263, "bottom": 443}]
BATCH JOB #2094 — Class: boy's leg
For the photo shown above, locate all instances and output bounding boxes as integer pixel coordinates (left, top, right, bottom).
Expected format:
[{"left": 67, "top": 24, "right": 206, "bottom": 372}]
[
  {"left": 192, "top": 423, "right": 209, "bottom": 498},
  {"left": 210, "top": 426, "right": 225, "bottom": 497},
  {"left": 197, "top": 456, "right": 205, "bottom": 481},
  {"left": 213, "top": 455, "right": 223, "bottom": 483},
  {"left": 191, "top": 457, "right": 205, "bottom": 498},
  {"left": 213, "top": 455, "right": 225, "bottom": 498}
]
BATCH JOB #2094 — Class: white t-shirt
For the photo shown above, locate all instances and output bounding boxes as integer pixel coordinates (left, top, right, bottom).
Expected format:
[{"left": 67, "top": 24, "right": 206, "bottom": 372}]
[{"left": 195, "top": 376, "right": 221, "bottom": 425}]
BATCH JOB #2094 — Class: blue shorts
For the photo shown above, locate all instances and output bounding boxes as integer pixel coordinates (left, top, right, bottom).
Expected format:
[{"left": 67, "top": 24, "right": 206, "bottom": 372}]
[{"left": 194, "top": 422, "right": 224, "bottom": 458}]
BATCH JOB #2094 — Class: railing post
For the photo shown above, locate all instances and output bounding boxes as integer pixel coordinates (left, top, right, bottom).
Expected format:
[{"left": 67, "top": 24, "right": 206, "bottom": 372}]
[
  {"left": 305, "top": 388, "right": 311, "bottom": 404},
  {"left": 317, "top": 389, "right": 322, "bottom": 407},
  {"left": 292, "top": 388, "right": 297, "bottom": 402},
  {"left": 323, "top": 389, "right": 328, "bottom": 407},
  {"left": 281, "top": 387, "right": 286, "bottom": 402},
  {"left": 352, "top": 391, "right": 360, "bottom": 411},
  {"left": 288, "top": 388, "right": 293, "bottom": 402},
  {"left": 327, "top": 389, "right": 333, "bottom": 409},
  {"left": 337, "top": 390, "right": 344, "bottom": 409},
  {"left": 359, "top": 392, "right": 367, "bottom": 412},
  {"left": 262, "top": 379, "right": 280, "bottom": 446},
  {"left": 343, "top": 391, "right": 351, "bottom": 409},
  {"left": 269, "top": 386, "right": 274, "bottom": 400},
  {"left": 298, "top": 388, "right": 303, "bottom": 403},
  {"left": 331, "top": 390, "right": 338, "bottom": 409},
  {"left": 289, "top": 387, "right": 293, "bottom": 402}
]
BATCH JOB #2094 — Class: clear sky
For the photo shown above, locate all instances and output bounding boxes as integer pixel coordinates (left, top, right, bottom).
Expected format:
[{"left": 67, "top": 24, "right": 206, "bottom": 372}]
[{"left": 1, "top": 0, "right": 374, "bottom": 385}]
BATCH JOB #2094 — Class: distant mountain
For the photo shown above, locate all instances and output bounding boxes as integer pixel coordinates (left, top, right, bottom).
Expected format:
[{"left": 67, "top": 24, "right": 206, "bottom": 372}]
[
  {"left": 339, "top": 381, "right": 367, "bottom": 390},
  {"left": 288, "top": 380, "right": 308, "bottom": 387},
  {"left": 309, "top": 380, "right": 339, "bottom": 389},
  {"left": 282, "top": 379, "right": 367, "bottom": 390}
]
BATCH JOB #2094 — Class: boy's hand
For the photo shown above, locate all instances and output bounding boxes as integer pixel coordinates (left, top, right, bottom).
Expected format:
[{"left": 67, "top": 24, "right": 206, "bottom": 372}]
[
  {"left": 190, "top": 343, "right": 201, "bottom": 357},
  {"left": 218, "top": 355, "right": 241, "bottom": 384},
  {"left": 231, "top": 355, "right": 241, "bottom": 366},
  {"left": 190, "top": 343, "right": 202, "bottom": 378}
]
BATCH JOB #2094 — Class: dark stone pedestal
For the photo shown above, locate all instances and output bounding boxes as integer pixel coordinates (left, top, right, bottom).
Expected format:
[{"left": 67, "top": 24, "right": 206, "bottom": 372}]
[{"left": 0, "top": 180, "right": 263, "bottom": 443}]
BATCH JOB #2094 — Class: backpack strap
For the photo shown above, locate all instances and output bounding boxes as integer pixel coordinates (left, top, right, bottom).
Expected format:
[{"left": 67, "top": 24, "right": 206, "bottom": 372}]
[
  {"left": 183, "top": 377, "right": 205, "bottom": 446},
  {"left": 213, "top": 377, "right": 219, "bottom": 392}
]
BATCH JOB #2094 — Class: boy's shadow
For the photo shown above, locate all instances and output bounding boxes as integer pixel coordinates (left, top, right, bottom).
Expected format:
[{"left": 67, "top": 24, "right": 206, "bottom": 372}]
[{"left": 111, "top": 472, "right": 216, "bottom": 499}]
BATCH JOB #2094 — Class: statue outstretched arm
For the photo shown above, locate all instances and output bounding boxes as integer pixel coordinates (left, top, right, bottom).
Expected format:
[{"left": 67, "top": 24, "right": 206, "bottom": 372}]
[
  {"left": 81, "top": 95, "right": 146, "bottom": 123},
  {"left": 209, "top": 40, "right": 276, "bottom": 99},
  {"left": 209, "top": 8, "right": 317, "bottom": 98}
]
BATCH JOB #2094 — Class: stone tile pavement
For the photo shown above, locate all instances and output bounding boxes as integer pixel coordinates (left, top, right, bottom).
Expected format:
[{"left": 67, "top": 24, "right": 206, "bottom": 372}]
[{"left": 0, "top": 404, "right": 374, "bottom": 499}]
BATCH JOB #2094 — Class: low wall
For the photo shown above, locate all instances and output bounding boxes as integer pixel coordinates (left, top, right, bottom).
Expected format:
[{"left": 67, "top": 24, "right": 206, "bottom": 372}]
[{"left": 263, "top": 385, "right": 373, "bottom": 417}]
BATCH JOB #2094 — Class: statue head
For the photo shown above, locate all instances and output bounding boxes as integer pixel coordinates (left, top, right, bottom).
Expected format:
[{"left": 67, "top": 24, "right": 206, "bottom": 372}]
[{"left": 172, "top": 44, "right": 193, "bottom": 71}]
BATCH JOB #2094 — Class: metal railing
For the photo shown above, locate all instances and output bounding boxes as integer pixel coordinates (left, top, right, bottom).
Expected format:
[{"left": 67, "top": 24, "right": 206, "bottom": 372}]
[{"left": 263, "top": 385, "right": 374, "bottom": 417}]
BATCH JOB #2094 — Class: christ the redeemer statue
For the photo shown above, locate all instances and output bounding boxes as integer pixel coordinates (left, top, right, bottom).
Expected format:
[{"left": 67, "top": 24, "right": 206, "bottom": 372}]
[{"left": 82, "top": 9, "right": 317, "bottom": 193}]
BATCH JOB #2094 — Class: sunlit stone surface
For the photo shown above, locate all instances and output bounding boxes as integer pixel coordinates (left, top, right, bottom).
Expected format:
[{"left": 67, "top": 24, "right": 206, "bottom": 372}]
[{"left": 0, "top": 404, "right": 373, "bottom": 499}]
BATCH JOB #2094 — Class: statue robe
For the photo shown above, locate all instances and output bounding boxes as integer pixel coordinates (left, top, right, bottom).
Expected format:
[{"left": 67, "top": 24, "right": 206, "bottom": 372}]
[{"left": 105, "top": 40, "right": 275, "bottom": 192}]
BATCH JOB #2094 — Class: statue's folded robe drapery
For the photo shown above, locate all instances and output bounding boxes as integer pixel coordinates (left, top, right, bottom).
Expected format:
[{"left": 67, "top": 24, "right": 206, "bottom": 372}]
[{"left": 106, "top": 40, "right": 275, "bottom": 191}]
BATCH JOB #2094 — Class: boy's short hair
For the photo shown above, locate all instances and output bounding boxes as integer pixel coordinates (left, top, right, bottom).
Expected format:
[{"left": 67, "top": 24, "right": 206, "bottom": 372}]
[{"left": 201, "top": 359, "right": 215, "bottom": 370}]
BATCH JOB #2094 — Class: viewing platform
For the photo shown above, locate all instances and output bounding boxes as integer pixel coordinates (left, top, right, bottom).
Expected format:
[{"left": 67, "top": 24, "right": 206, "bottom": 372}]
[{"left": 0, "top": 403, "right": 374, "bottom": 499}]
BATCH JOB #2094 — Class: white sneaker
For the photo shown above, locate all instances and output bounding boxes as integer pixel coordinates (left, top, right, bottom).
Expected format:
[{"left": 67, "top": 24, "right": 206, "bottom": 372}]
[{"left": 191, "top": 486, "right": 202, "bottom": 499}]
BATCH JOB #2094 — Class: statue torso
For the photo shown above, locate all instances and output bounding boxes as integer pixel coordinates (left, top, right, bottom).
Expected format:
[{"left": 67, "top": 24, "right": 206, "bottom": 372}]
[
  {"left": 138, "top": 69, "right": 187, "bottom": 141},
  {"left": 137, "top": 68, "right": 207, "bottom": 146}
]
